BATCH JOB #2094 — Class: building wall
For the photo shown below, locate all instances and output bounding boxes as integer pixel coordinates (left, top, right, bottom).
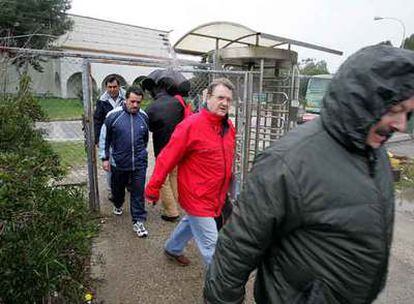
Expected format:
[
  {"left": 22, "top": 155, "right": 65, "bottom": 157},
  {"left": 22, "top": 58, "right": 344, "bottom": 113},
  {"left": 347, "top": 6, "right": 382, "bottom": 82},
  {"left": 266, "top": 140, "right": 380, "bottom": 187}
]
[
  {"left": 56, "top": 15, "right": 171, "bottom": 59},
  {"left": 2, "top": 14, "right": 173, "bottom": 99},
  {"left": 60, "top": 57, "right": 161, "bottom": 99},
  {"left": 0, "top": 56, "right": 60, "bottom": 96}
]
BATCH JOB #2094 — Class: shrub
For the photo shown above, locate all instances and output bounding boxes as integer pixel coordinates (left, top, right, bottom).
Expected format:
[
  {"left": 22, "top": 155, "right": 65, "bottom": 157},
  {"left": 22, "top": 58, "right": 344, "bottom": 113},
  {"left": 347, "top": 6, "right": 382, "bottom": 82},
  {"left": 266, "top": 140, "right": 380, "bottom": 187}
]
[{"left": 0, "top": 75, "right": 98, "bottom": 303}]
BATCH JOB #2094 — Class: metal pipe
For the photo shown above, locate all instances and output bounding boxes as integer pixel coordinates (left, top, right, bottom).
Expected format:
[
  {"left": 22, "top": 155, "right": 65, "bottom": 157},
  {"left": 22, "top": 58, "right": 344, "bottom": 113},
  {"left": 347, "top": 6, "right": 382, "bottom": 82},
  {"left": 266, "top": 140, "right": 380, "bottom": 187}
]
[
  {"left": 82, "top": 59, "right": 100, "bottom": 212},
  {"left": 241, "top": 72, "right": 249, "bottom": 187},
  {"left": 177, "top": 68, "right": 259, "bottom": 75},
  {"left": 374, "top": 16, "right": 406, "bottom": 48},
  {"left": 254, "top": 59, "right": 264, "bottom": 155},
  {"left": 0, "top": 46, "right": 208, "bottom": 68}
]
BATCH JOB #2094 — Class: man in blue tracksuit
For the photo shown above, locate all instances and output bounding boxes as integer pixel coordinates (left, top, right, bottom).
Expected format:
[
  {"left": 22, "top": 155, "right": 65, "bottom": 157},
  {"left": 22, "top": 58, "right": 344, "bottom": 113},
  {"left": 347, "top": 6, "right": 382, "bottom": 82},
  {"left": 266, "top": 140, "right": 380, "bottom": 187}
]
[{"left": 99, "top": 86, "right": 149, "bottom": 237}]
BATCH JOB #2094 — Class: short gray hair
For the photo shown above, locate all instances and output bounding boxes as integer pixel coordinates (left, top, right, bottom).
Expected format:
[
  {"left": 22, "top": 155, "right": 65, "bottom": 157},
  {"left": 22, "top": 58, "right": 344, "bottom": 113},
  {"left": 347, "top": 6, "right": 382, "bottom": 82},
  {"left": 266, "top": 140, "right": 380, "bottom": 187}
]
[{"left": 206, "top": 78, "right": 235, "bottom": 95}]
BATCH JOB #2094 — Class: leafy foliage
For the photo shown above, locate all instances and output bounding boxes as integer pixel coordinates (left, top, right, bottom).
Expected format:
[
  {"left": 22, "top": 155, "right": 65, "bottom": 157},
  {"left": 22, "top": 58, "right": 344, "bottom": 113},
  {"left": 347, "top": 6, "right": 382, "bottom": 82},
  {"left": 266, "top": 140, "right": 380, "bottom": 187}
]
[
  {"left": 299, "top": 58, "right": 329, "bottom": 76},
  {"left": 403, "top": 34, "right": 414, "bottom": 50},
  {"left": 0, "top": 0, "right": 73, "bottom": 71},
  {"left": 394, "top": 157, "right": 414, "bottom": 190},
  {"left": 0, "top": 74, "right": 98, "bottom": 303}
]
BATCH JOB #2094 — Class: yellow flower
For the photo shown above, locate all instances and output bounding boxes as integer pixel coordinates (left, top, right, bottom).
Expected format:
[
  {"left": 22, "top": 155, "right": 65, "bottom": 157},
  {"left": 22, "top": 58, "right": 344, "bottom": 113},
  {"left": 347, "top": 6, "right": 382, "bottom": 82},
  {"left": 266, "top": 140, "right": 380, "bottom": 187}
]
[{"left": 85, "top": 293, "right": 93, "bottom": 302}]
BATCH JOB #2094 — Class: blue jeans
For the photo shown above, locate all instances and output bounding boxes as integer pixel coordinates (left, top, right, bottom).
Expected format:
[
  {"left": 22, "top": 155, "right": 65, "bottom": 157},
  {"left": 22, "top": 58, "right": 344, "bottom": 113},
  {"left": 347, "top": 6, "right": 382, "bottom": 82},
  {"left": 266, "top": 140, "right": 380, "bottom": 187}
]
[{"left": 164, "top": 215, "right": 218, "bottom": 266}]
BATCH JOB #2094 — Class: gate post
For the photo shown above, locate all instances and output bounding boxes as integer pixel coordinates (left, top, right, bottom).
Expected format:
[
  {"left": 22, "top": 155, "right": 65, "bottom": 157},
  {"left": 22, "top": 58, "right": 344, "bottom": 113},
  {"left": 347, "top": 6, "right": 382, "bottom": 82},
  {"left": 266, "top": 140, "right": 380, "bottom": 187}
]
[{"left": 82, "top": 59, "right": 100, "bottom": 212}]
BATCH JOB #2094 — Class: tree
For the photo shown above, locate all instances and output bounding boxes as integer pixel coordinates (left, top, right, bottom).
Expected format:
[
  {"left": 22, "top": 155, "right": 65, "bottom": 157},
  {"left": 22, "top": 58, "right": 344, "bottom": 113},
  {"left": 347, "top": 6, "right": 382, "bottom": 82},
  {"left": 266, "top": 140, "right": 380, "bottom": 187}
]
[
  {"left": 0, "top": 0, "right": 73, "bottom": 71},
  {"left": 403, "top": 34, "right": 414, "bottom": 50},
  {"left": 299, "top": 58, "right": 330, "bottom": 76}
]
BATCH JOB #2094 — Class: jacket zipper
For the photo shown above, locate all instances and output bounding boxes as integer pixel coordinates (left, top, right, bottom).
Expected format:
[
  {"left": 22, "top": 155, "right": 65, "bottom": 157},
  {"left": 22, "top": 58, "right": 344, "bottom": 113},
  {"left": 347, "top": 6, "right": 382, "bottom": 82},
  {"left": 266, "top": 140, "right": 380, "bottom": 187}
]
[
  {"left": 130, "top": 113, "right": 135, "bottom": 171},
  {"left": 218, "top": 132, "right": 227, "bottom": 216}
]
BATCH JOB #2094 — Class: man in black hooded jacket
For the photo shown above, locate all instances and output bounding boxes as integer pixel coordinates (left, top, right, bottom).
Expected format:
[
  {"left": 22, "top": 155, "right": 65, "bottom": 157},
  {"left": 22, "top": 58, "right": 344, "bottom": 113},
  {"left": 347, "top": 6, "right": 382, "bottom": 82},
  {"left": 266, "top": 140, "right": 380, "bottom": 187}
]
[
  {"left": 204, "top": 45, "right": 414, "bottom": 303},
  {"left": 144, "top": 70, "right": 189, "bottom": 222}
]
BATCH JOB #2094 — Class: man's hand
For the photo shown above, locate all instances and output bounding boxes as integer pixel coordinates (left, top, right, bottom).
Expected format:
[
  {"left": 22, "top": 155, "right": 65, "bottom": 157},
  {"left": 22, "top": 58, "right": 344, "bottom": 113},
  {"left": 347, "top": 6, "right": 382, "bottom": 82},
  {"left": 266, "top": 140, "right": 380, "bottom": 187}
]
[
  {"left": 102, "top": 160, "right": 110, "bottom": 172},
  {"left": 145, "top": 185, "right": 159, "bottom": 205}
]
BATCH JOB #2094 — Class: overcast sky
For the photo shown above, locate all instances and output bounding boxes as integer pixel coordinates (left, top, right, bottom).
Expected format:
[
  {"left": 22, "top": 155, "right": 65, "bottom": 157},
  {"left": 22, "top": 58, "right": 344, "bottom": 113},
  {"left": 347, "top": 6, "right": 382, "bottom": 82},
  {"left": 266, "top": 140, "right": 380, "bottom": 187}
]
[{"left": 70, "top": 0, "right": 414, "bottom": 72}]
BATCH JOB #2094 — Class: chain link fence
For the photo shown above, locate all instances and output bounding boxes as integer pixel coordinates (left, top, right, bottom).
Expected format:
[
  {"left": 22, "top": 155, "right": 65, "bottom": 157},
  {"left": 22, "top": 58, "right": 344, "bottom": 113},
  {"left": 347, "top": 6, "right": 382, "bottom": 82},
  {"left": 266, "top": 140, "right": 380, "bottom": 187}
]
[{"left": 1, "top": 52, "right": 88, "bottom": 189}]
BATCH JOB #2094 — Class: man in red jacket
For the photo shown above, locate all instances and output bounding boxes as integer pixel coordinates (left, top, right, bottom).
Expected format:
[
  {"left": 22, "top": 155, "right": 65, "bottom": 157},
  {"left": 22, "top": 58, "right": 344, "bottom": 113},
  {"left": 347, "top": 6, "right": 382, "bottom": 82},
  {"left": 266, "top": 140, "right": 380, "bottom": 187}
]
[{"left": 145, "top": 78, "right": 236, "bottom": 266}]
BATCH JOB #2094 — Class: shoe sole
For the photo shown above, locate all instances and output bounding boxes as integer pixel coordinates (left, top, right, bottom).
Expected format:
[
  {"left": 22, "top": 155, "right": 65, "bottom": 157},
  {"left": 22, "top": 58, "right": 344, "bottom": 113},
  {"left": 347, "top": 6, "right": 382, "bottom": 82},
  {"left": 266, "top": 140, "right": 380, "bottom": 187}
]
[
  {"left": 133, "top": 226, "right": 148, "bottom": 238},
  {"left": 164, "top": 251, "right": 190, "bottom": 267},
  {"left": 161, "top": 215, "right": 180, "bottom": 222}
]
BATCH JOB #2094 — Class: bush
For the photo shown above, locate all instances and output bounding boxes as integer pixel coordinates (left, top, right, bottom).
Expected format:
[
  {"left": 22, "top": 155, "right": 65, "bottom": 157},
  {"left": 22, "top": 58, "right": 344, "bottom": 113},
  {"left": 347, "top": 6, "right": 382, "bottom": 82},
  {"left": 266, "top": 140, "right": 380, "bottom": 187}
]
[
  {"left": 393, "top": 157, "right": 414, "bottom": 190},
  {"left": 0, "top": 75, "right": 98, "bottom": 303}
]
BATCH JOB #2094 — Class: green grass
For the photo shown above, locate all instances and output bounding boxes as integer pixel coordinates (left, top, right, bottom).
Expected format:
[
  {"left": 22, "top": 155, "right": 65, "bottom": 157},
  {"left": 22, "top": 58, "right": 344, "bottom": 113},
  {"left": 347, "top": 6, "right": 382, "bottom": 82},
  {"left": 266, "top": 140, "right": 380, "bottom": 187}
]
[
  {"left": 50, "top": 141, "right": 86, "bottom": 170},
  {"left": 38, "top": 97, "right": 154, "bottom": 120},
  {"left": 38, "top": 98, "right": 84, "bottom": 121}
]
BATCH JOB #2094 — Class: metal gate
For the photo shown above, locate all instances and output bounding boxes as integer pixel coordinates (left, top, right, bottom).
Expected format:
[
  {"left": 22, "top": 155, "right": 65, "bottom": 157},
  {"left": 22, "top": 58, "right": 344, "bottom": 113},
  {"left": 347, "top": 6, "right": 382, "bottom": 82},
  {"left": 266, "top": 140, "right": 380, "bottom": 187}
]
[{"left": 177, "top": 66, "right": 300, "bottom": 199}]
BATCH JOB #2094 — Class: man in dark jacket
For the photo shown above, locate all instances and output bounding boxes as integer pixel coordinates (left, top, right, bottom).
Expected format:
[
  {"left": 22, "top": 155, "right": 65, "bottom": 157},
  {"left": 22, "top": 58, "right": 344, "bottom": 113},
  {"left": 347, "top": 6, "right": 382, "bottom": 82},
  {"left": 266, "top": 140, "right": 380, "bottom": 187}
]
[
  {"left": 204, "top": 45, "right": 414, "bottom": 303},
  {"left": 94, "top": 76, "right": 125, "bottom": 145},
  {"left": 145, "top": 72, "right": 187, "bottom": 222},
  {"left": 99, "top": 87, "right": 149, "bottom": 238}
]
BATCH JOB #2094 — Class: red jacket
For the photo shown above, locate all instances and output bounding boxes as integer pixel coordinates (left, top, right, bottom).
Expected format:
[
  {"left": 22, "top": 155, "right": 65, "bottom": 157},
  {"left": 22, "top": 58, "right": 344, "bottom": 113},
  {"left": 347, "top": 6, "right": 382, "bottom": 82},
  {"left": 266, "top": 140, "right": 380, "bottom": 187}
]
[{"left": 145, "top": 109, "right": 235, "bottom": 217}]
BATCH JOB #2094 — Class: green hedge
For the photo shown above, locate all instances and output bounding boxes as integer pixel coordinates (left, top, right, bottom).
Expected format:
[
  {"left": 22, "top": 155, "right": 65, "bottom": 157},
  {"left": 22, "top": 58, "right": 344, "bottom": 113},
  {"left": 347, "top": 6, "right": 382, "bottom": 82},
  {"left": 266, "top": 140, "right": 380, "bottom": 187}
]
[{"left": 0, "top": 76, "right": 98, "bottom": 303}]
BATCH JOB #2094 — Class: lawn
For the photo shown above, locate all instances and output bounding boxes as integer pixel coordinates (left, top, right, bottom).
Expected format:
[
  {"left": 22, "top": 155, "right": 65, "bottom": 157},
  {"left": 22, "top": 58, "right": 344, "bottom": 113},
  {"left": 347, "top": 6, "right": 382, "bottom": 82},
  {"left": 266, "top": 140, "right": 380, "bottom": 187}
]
[
  {"left": 38, "top": 97, "right": 153, "bottom": 121},
  {"left": 50, "top": 140, "right": 86, "bottom": 170},
  {"left": 38, "top": 98, "right": 84, "bottom": 121}
]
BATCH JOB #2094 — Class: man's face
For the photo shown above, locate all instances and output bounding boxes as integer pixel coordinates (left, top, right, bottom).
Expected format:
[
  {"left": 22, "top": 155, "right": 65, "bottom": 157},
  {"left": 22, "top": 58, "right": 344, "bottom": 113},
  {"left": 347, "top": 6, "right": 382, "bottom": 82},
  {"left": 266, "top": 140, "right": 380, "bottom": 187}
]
[
  {"left": 106, "top": 80, "right": 120, "bottom": 99},
  {"left": 125, "top": 92, "right": 143, "bottom": 114},
  {"left": 366, "top": 96, "right": 414, "bottom": 148},
  {"left": 206, "top": 84, "right": 233, "bottom": 117}
]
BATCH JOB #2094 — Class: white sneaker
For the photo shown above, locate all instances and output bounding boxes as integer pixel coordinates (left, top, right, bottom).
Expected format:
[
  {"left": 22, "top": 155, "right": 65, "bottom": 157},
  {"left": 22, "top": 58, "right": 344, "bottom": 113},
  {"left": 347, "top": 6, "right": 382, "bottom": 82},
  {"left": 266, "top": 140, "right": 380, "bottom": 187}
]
[
  {"left": 133, "top": 221, "right": 148, "bottom": 238},
  {"left": 112, "top": 206, "right": 123, "bottom": 215}
]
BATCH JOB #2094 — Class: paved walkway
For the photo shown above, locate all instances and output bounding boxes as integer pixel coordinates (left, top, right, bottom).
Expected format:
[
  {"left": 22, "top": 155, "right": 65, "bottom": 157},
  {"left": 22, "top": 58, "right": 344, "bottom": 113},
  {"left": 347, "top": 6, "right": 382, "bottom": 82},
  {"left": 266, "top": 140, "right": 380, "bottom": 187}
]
[
  {"left": 89, "top": 143, "right": 257, "bottom": 304},
  {"left": 36, "top": 120, "right": 83, "bottom": 141},
  {"left": 91, "top": 191, "right": 206, "bottom": 303}
]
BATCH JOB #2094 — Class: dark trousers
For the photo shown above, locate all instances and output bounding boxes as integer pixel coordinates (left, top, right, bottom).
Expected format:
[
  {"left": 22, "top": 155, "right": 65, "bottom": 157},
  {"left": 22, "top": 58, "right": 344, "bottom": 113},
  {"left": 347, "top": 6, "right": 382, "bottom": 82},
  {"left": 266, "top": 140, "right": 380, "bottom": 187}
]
[
  {"left": 215, "top": 196, "right": 233, "bottom": 231},
  {"left": 111, "top": 166, "right": 147, "bottom": 223}
]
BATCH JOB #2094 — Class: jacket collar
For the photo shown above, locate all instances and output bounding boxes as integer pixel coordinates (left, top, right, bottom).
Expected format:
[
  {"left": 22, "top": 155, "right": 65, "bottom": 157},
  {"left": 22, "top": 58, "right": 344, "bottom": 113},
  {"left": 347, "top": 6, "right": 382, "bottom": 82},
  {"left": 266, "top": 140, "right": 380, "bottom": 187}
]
[
  {"left": 100, "top": 89, "right": 126, "bottom": 108},
  {"left": 200, "top": 108, "right": 226, "bottom": 125},
  {"left": 122, "top": 103, "right": 139, "bottom": 115}
]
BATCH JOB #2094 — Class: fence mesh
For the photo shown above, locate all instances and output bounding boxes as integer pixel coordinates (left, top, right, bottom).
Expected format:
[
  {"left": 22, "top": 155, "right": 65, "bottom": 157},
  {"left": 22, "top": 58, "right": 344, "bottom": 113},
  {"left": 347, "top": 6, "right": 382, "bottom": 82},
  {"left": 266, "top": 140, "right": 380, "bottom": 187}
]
[{"left": 1, "top": 54, "right": 88, "bottom": 190}]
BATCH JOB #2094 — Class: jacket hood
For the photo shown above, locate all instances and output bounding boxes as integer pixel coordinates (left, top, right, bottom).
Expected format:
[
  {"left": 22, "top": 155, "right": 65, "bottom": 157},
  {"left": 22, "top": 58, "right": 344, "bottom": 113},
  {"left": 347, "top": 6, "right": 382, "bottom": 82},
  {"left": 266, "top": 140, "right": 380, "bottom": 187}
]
[
  {"left": 142, "top": 69, "right": 190, "bottom": 96},
  {"left": 321, "top": 45, "right": 414, "bottom": 152}
]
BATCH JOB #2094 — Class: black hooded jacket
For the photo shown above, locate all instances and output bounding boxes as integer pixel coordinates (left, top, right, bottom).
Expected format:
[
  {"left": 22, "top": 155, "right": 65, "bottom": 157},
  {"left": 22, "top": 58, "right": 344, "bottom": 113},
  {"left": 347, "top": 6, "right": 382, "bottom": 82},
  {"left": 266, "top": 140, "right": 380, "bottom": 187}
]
[
  {"left": 204, "top": 45, "right": 414, "bottom": 304},
  {"left": 146, "top": 91, "right": 184, "bottom": 157}
]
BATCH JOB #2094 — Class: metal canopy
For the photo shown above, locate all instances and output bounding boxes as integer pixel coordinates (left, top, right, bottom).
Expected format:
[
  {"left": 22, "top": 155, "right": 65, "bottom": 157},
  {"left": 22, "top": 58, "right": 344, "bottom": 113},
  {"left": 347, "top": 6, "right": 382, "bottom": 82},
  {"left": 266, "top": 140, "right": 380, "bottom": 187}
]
[{"left": 174, "top": 21, "right": 343, "bottom": 56}]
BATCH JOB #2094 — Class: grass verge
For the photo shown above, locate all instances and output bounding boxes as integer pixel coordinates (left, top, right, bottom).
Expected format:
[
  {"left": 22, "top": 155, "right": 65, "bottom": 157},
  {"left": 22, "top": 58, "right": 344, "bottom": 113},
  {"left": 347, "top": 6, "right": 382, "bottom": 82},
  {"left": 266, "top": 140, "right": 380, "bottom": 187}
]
[
  {"left": 50, "top": 141, "right": 86, "bottom": 170},
  {"left": 38, "top": 98, "right": 84, "bottom": 121}
]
